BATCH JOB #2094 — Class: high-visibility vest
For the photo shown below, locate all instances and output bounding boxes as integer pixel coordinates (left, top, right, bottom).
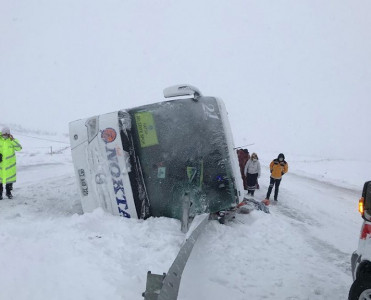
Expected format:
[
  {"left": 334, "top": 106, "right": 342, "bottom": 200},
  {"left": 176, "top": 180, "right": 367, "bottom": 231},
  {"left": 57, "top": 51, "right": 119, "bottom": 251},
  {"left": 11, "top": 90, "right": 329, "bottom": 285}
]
[{"left": 0, "top": 136, "right": 22, "bottom": 184}]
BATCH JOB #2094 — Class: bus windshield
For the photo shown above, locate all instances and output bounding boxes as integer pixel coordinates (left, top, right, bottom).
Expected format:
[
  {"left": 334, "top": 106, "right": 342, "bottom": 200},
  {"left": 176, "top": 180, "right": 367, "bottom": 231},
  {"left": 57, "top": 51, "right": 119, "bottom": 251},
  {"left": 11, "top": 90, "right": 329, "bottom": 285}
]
[{"left": 124, "top": 97, "right": 237, "bottom": 220}]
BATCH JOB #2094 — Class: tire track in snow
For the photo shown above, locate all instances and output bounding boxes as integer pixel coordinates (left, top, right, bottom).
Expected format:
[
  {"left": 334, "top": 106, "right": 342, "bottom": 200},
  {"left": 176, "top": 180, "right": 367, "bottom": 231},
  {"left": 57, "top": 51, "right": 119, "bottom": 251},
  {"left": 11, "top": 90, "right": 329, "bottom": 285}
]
[{"left": 273, "top": 199, "right": 352, "bottom": 275}]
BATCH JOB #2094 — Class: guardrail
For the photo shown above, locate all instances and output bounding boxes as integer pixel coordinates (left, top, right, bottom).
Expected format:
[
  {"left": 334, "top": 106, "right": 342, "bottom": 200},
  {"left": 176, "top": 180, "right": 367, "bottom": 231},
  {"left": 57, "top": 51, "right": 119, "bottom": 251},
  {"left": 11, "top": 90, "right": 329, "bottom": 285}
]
[{"left": 142, "top": 214, "right": 210, "bottom": 300}]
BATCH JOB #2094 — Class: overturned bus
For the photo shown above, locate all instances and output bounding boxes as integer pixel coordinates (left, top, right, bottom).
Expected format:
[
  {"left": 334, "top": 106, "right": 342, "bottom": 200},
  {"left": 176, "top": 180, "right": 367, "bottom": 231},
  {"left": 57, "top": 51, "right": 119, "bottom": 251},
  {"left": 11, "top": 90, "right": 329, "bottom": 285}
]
[{"left": 69, "top": 85, "right": 243, "bottom": 224}]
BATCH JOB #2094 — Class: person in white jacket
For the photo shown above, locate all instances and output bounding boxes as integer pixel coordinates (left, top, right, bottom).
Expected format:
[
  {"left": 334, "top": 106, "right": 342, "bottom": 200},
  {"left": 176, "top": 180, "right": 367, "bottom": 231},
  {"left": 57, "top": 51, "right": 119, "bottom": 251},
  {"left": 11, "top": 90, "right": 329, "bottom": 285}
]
[{"left": 244, "top": 152, "right": 261, "bottom": 196}]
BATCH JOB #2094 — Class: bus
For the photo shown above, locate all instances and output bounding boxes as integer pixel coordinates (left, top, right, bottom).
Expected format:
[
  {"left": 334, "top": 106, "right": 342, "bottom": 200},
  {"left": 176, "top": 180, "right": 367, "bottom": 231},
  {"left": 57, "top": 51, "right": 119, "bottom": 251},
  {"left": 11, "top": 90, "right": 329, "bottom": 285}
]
[{"left": 69, "top": 85, "right": 243, "bottom": 225}]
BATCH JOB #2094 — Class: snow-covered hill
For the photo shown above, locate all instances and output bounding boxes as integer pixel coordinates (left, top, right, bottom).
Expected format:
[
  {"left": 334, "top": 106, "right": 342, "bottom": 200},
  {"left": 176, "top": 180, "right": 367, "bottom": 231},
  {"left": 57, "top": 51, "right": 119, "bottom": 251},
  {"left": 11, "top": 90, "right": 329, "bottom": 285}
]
[{"left": 0, "top": 130, "right": 365, "bottom": 299}]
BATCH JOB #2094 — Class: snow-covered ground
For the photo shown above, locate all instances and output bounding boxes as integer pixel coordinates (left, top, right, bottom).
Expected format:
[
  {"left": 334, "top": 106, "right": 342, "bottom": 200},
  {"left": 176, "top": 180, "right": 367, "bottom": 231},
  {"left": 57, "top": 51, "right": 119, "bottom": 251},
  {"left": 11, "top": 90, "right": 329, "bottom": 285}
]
[{"left": 0, "top": 130, "right": 366, "bottom": 300}]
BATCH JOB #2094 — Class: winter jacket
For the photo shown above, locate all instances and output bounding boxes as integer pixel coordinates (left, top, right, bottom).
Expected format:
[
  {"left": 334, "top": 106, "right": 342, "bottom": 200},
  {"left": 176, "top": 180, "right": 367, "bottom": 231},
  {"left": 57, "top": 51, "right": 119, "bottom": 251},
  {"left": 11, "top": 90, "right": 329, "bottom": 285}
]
[
  {"left": 244, "top": 159, "right": 261, "bottom": 178},
  {"left": 269, "top": 159, "right": 288, "bottom": 179},
  {"left": 0, "top": 135, "right": 22, "bottom": 184},
  {"left": 237, "top": 149, "right": 250, "bottom": 178}
]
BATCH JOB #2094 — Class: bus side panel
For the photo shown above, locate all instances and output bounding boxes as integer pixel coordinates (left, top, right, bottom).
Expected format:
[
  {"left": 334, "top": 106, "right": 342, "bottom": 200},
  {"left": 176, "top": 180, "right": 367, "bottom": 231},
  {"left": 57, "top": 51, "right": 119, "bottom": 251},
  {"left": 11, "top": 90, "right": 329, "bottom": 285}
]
[
  {"left": 69, "top": 119, "right": 99, "bottom": 213},
  {"left": 98, "top": 113, "right": 138, "bottom": 218},
  {"left": 69, "top": 112, "right": 138, "bottom": 218}
]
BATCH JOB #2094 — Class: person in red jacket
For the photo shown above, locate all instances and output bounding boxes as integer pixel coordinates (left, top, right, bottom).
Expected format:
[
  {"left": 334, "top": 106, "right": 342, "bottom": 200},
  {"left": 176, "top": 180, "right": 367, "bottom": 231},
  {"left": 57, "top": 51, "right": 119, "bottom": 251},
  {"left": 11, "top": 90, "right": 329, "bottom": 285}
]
[
  {"left": 237, "top": 149, "right": 250, "bottom": 190},
  {"left": 265, "top": 153, "right": 288, "bottom": 202}
]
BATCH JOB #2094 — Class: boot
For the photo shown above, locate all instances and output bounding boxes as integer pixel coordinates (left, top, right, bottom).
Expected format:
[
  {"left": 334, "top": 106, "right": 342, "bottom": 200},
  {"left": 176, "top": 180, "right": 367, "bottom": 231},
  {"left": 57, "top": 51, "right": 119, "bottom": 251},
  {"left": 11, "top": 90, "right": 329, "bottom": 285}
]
[
  {"left": 266, "top": 186, "right": 273, "bottom": 200},
  {"left": 0, "top": 194, "right": 3, "bottom": 200},
  {"left": 274, "top": 192, "right": 278, "bottom": 201},
  {"left": 5, "top": 183, "right": 13, "bottom": 199},
  {"left": 274, "top": 190, "right": 278, "bottom": 201}
]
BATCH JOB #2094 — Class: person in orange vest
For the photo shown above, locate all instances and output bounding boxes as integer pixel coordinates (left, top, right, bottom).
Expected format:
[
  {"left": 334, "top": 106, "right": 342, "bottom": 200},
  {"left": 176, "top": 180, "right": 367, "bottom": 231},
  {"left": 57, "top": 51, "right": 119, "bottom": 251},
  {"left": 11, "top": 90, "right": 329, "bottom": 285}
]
[{"left": 265, "top": 153, "right": 288, "bottom": 202}]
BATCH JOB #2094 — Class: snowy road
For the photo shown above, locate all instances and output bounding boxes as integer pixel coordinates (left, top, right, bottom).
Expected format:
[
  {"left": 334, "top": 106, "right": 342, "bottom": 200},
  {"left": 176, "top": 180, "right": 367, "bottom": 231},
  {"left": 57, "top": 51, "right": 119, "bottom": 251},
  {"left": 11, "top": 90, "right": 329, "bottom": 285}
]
[
  {"left": 0, "top": 151, "right": 363, "bottom": 300},
  {"left": 180, "top": 168, "right": 361, "bottom": 300}
]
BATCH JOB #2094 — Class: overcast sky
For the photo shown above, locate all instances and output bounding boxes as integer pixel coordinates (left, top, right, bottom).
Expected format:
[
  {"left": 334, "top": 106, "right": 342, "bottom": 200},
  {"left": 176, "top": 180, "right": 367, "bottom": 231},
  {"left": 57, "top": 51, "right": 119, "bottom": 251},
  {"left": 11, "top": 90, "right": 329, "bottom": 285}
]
[{"left": 1, "top": 0, "right": 370, "bottom": 159}]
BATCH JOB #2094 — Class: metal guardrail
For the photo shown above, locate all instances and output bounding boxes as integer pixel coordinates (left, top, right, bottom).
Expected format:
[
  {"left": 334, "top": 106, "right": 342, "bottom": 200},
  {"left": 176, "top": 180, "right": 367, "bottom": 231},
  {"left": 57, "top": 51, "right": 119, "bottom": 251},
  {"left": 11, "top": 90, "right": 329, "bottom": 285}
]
[{"left": 142, "top": 214, "right": 210, "bottom": 300}]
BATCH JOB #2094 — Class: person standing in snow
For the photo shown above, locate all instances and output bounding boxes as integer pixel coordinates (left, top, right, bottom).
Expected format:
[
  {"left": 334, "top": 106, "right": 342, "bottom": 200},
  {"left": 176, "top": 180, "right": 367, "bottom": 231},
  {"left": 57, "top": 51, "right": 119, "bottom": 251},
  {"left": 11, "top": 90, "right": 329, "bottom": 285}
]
[
  {"left": 265, "top": 153, "right": 288, "bottom": 202},
  {"left": 237, "top": 148, "right": 250, "bottom": 190},
  {"left": 0, "top": 127, "right": 22, "bottom": 200},
  {"left": 244, "top": 152, "right": 261, "bottom": 196}
]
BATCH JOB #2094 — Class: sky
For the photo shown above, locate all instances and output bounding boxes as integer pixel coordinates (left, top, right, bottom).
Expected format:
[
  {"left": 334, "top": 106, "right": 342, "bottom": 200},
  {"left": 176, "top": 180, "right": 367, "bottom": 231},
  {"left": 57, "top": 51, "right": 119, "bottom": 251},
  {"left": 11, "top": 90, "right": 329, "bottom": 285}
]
[{"left": 1, "top": 0, "right": 371, "bottom": 159}]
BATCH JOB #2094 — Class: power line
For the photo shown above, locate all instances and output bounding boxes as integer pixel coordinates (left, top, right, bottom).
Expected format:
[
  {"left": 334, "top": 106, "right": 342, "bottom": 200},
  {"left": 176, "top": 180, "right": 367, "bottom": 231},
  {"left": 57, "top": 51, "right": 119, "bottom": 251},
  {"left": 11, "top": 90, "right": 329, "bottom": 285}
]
[{"left": 14, "top": 133, "right": 70, "bottom": 144}]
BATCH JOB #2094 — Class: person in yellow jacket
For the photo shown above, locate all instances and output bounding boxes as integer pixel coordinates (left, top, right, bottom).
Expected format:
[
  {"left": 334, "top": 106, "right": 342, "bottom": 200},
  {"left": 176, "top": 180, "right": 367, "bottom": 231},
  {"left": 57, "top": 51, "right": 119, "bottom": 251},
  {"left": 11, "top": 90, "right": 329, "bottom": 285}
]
[
  {"left": 0, "top": 127, "right": 22, "bottom": 199},
  {"left": 265, "top": 153, "right": 288, "bottom": 202}
]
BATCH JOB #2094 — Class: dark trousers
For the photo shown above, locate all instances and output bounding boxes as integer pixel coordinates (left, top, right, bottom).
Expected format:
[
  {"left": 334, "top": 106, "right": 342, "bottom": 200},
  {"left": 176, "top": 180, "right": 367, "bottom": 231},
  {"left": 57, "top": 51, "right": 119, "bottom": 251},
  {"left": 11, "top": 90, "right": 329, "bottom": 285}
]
[
  {"left": 0, "top": 183, "right": 13, "bottom": 195},
  {"left": 266, "top": 177, "right": 281, "bottom": 200},
  {"left": 246, "top": 173, "right": 258, "bottom": 195}
]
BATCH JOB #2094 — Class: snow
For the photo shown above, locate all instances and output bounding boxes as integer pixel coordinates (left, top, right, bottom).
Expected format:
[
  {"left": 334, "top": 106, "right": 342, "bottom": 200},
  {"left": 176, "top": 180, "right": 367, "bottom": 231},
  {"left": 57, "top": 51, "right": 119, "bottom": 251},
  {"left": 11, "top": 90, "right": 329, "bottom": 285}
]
[
  {"left": 0, "top": 129, "right": 364, "bottom": 299},
  {"left": 1, "top": 0, "right": 370, "bottom": 298}
]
